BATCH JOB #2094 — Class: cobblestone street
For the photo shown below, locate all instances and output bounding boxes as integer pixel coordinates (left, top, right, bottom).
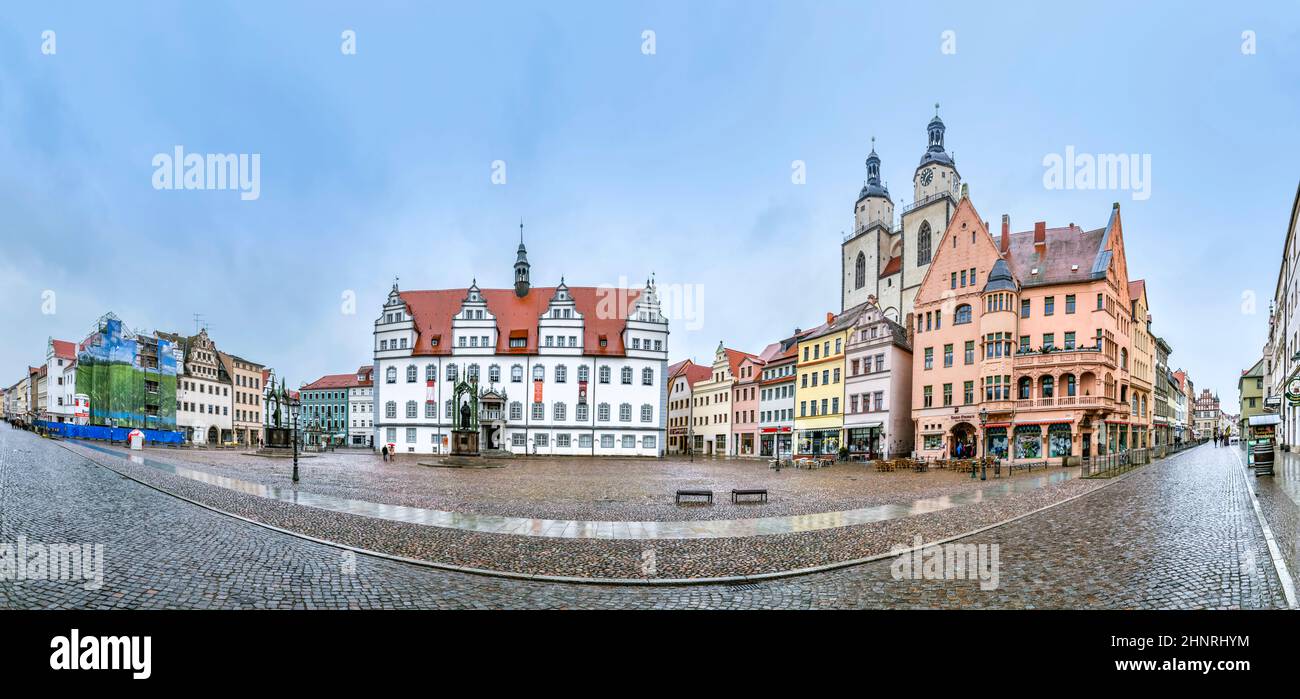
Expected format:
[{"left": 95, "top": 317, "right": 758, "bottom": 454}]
[{"left": 0, "top": 425, "right": 1287, "bottom": 609}]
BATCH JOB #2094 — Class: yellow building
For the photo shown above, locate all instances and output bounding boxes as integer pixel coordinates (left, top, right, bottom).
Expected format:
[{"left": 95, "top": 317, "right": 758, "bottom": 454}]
[
  {"left": 1239, "top": 357, "right": 1265, "bottom": 437},
  {"left": 1128, "top": 281, "right": 1154, "bottom": 448},
  {"left": 794, "top": 307, "right": 868, "bottom": 455}
]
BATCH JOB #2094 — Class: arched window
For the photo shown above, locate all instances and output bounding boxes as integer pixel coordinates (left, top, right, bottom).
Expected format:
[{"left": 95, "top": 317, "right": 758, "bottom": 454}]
[
  {"left": 619, "top": 403, "right": 632, "bottom": 421},
  {"left": 598, "top": 402, "right": 610, "bottom": 422},
  {"left": 554, "top": 402, "right": 566, "bottom": 421},
  {"left": 954, "top": 304, "right": 972, "bottom": 325},
  {"left": 424, "top": 400, "right": 436, "bottom": 418},
  {"left": 445, "top": 400, "right": 453, "bottom": 419},
  {"left": 621, "top": 367, "right": 633, "bottom": 384},
  {"left": 511, "top": 364, "right": 523, "bottom": 383},
  {"left": 385, "top": 401, "right": 396, "bottom": 419},
  {"left": 854, "top": 252, "right": 866, "bottom": 290},
  {"left": 1041, "top": 376, "right": 1055, "bottom": 399},
  {"left": 406, "top": 364, "right": 417, "bottom": 382},
  {"left": 642, "top": 367, "right": 654, "bottom": 385},
  {"left": 446, "top": 363, "right": 458, "bottom": 382},
  {"left": 488, "top": 364, "right": 500, "bottom": 383},
  {"left": 641, "top": 404, "right": 653, "bottom": 422},
  {"left": 599, "top": 366, "right": 611, "bottom": 384},
  {"left": 1063, "top": 373, "right": 1077, "bottom": 397},
  {"left": 425, "top": 364, "right": 436, "bottom": 382},
  {"left": 532, "top": 364, "right": 544, "bottom": 381},
  {"left": 576, "top": 403, "right": 589, "bottom": 422},
  {"left": 468, "top": 364, "right": 479, "bottom": 382},
  {"left": 406, "top": 400, "right": 417, "bottom": 418},
  {"left": 917, "top": 221, "right": 932, "bottom": 266},
  {"left": 1018, "top": 377, "right": 1032, "bottom": 400},
  {"left": 555, "top": 365, "right": 567, "bottom": 383},
  {"left": 385, "top": 367, "right": 397, "bottom": 384},
  {"left": 577, "top": 365, "right": 590, "bottom": 383},
  {"left": 1120, "top": 348, "right": 1128, "bottom": 370}
]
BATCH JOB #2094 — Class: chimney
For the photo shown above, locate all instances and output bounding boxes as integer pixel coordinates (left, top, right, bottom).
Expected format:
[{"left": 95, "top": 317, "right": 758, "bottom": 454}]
[
  {"left": 826, "top": 311, "right": 835, "bottom": 325},
  {"left": 1000, "top": 214, "right": 1010, "bottom": 254},
  {"left": 1033, "top": 221, "right": 1046, "bottom": 246}
]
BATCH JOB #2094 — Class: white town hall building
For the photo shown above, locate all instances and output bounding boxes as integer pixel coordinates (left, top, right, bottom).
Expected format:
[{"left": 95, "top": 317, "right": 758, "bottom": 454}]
[{"left": 372, "top": 231, "right": 669, "bottom": 456}]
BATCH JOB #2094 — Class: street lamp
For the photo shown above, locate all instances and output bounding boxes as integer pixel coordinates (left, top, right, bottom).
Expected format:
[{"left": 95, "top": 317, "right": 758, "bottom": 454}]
[
  {"left": 289, "top": 391, "right": 302, "bottom": 484},
  {"left": 978, "top": 407, "right": 989, "bottom": 481}
]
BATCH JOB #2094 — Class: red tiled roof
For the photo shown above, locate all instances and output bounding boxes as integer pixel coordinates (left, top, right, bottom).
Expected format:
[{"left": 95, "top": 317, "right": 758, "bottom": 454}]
[
  {"left": 51, "top": 339, "right": 77, "bottom": 360},
  {"left": 399, "top": 286, "right": 644, "bottom": 357},
  {"left": 880, "top": 256, "right": 902, "bottom": 276},
  {"left": 301, "top": 372, "right": 371, "bottom": 391},
  {"left": 723, "top": 348, "right": 758, "bottom": 377},
  {"left": 683, "top": 364, "right": 712, "bottom": 386}
]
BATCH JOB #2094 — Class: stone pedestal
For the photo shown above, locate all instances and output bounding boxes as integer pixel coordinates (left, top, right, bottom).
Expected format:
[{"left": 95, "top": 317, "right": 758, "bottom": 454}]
[
  {"left": 265, "top": 427, "right": 293, "bottom": 449},
  {"left": 451, "top": 429, "right": 480, "bottom": 456}
]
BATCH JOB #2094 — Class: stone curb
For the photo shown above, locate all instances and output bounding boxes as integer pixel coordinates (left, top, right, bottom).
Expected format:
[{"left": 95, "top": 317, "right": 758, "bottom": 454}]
[
  {"left": 1230, "top": 447, "right": 1299, "bottom": 610},
  {"left": 56, "top": 439, "right": 1178, "bottom": 587}
]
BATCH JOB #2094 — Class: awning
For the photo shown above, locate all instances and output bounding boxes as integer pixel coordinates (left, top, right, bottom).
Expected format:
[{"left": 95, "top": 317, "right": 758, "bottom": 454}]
[
  {"left": 1249, "top": 414, "right": 1282, "bottom": 426},
  {"left": 850, "top": 422, "right": 883, "bottom": 429}
]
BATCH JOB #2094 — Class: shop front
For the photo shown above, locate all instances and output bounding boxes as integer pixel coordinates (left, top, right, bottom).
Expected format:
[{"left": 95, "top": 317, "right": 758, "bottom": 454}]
[
  {"left": 760, "top": 427, "right": 793, "bottom": 458},
  {"left": 847, "top": 423, "right": 882, "bottom": 460},
  {"left": 1013, "top": 424, "right": 1043, "bottom": 459},
  {"left": 1047, "top": 423, "right": 1072, "bottom": 458},
  {"left": 797, "top": 428, "right": 841, "bottom": 456},
  {"left": 984, "top": 425, "right": 1008, "bottom": 459}
]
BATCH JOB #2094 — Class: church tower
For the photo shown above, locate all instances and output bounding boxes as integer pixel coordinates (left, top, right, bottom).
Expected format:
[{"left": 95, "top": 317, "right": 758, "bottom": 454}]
[
  {"left": 514, "top": 220, "right": 531, "bottom": 298},
  {"left": 842, "top": 138, "right": 895, "bottom": 312},
  {"left": 899, "top": 104, "right": 961, "bottom": 316}
]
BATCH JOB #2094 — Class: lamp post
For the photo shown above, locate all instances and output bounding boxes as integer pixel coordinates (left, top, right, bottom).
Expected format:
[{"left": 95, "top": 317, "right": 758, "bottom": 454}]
[
  {"left": 978, "top": 407, "right": 989, "bottom": 481},
  {"left": 290, "top": 391, "right": 301, "bottom": 484}
]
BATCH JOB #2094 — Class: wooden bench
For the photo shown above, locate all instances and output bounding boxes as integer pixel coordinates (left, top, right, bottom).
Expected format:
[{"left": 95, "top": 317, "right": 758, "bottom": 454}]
[
  {"left": 675, "top": 489, "right": 713, "bottom": 505},
  {"left": 731, "top": 488, "right": 768, "bottom": 503}
]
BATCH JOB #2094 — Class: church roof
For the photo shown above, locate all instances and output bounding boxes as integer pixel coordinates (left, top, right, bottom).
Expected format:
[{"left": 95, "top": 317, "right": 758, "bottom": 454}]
[{"left": 398, "top": 286, "right": 644, "bottom": 357}]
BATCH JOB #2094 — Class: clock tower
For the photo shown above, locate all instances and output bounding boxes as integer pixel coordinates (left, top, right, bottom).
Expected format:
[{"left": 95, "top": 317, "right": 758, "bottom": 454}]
[{"left": 913, "top": 104, "right": 959, "bottom": 202}]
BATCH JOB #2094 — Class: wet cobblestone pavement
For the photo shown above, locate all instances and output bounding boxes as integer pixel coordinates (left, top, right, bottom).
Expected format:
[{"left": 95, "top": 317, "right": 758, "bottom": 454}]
[{"left": 0, "top": 425, "right": 1286, "bottom": 609}]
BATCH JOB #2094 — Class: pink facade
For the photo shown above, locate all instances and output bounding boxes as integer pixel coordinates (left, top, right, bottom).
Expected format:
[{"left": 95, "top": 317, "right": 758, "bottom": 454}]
[
  {"left": 912, "top": 195, "right": 1143, "bottom": 463},
  {"left": 731, "top": 355, "right": 762, "bottom": 456}
]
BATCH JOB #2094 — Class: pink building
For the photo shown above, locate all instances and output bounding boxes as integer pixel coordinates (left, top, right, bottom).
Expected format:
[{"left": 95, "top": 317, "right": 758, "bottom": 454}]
[
  {"left": 912, "top": 193, "right": 1145, "bottom": 463},
  {"left": 731, "top": 354, "right": 764, "bottom": 456}
]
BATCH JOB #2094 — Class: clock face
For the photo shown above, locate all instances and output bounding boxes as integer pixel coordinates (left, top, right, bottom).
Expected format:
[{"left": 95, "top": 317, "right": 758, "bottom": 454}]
[{"left": 920, "top": 168, "right": 934, "bottom": 186}]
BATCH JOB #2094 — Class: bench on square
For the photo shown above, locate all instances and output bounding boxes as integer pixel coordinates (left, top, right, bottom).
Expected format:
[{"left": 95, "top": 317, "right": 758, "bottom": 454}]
[
  {"left": 675, "top": 489, "right": 713, "bottom": 505},
  {"left": 730, "top": 488, "right": 768, "bottom": 504}
]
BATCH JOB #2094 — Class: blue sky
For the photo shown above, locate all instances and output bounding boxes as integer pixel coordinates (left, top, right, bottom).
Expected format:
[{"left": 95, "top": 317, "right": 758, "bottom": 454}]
[{"left": 1, "top": 1, "right": 1297, "bottom": 406}]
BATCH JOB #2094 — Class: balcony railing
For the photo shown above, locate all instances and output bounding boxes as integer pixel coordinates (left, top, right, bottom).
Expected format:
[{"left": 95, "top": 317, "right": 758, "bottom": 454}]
[
  {"left": 1015, "top": 395, "right": 1111, "bottom": 410},
  {"left": 843, "top": 218, "right": 903, "bottom": 241},
  {"left": 1013, "top": 347, "right": 1116, "bottom": 370},
  {"left": 900, "top": 190, "right": 955, "bottom": 215}
]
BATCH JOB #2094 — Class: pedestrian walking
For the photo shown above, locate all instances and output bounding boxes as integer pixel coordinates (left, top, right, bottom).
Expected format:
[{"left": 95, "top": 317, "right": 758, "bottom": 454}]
[{"left": 381, "top": 445, "right": 389, "bottom": 462}]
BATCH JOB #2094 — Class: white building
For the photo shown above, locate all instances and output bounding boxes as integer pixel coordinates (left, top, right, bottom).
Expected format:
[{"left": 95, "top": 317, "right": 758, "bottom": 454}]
[
  {"left": 349, "top": 365, "right": 374, "bottom": 446},
  {"left": 163, "top": 329, "right": 234, "bottom": 444},
  {"left": 843, "top": 303, "right": 913, "bottom": 458},
  {"left": 372, "top": 234, "right": 669, "bottom": 456},
  {"left": 757, "top": 334, "right": 802, "bottom": 458},
  {"left": 1265, "top": 182, "right": 1300, "bottom": 449},
  {"left": 44, "top": 338, "right": 81, "bottom": 423}
]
